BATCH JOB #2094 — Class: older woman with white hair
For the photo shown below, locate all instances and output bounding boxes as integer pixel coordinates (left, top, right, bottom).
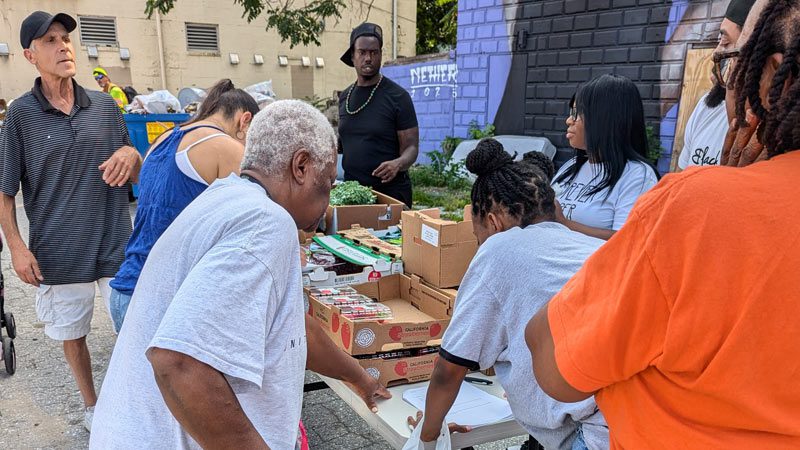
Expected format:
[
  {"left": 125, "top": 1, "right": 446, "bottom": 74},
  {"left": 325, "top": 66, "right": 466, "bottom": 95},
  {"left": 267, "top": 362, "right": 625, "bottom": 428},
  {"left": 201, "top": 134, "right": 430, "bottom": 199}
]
[{"left": 90, "top": 100, "right": 390, "bottom": 450}]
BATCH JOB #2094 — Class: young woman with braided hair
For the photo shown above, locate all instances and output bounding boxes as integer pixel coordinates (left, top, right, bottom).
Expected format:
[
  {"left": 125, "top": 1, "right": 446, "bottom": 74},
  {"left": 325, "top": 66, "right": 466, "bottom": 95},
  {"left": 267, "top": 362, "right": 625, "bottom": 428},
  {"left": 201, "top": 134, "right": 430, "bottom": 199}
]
[
  {"left": 408, "top": 138, "right": 609, "bottom": 450},
  {"left": 526, "top": 0, "right": 800, "bottom": 447}
]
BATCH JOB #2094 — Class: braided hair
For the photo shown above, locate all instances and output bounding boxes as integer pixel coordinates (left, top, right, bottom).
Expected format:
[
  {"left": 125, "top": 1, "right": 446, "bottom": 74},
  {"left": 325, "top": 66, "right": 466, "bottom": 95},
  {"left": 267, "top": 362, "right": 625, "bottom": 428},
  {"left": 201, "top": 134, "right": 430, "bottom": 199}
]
[
  {"left": 730, "top": 0, "right": 800, "bottom": 155},
  {"left": 466, "top": 138, "right": 556, "bottom": 227},
  {"left": 520, "top": 151, "right": 555, "bottom": 181}
]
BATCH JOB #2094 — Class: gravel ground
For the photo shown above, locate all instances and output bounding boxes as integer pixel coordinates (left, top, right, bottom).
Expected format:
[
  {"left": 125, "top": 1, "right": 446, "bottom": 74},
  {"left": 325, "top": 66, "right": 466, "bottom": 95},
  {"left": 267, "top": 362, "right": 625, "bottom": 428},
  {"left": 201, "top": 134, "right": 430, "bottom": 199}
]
[{"left": 0, "top": 197, "right": 524, "bottom": 449}]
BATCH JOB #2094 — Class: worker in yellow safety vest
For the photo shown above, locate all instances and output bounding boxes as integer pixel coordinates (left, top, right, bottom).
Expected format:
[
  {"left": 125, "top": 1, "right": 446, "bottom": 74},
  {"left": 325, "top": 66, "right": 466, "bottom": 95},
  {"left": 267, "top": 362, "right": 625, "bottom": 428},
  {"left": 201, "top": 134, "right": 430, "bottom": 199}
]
[{"left": 93, "top": 67, "right": 129, "bottom": 112}]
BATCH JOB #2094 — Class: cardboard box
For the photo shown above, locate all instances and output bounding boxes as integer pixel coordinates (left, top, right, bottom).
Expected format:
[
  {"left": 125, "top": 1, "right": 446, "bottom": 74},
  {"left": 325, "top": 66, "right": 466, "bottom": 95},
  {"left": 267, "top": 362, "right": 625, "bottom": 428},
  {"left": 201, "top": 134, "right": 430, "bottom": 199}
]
[
  {"left": 406, "top": 274, "right": 458, "bottom": 317},
  {"left": 301, "top": 235, "right": 403, "bottom": 288},
  {"left": 338, "top": 225, "right": 402, "bottom": 259},
  {"left": 402, "top": 206, "right": 478, "bottom": 289},
  {"left": 325, "top": 191, "right": 405, "bottom": 234},
  {"left": 302, "top": 263, "right": 403, "bottom": 288},
  {"left": 357, "top": 352, "right": 439, "bottom": 387},
  {"left": 298, "top": 229, "right": 318, "bottom": 244},
  {"left": 307, "top": 274, "right": 453, "bottom": 355}
]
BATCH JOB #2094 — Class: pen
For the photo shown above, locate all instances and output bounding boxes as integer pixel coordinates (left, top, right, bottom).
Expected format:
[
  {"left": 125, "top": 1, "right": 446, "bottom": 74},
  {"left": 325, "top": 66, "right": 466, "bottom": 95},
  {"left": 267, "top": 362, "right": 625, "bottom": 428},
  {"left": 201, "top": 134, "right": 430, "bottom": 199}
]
[{"left": 464, "top": 376, "right": 493, "bottom": 385}]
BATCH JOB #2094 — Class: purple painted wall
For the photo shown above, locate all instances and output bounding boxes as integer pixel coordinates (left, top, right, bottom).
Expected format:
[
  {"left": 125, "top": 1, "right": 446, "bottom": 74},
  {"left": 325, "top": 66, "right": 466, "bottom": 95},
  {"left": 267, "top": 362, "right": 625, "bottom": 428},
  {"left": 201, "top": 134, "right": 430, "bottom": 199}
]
[
  {"left": 381, "top": 0, "right": 725, "bottom": 171},
  {"left": 453, "top": 0, "right": 514, "bottom": 138},
  {"left": 381, "top": 54, "right": 458, "bottom": 163}
]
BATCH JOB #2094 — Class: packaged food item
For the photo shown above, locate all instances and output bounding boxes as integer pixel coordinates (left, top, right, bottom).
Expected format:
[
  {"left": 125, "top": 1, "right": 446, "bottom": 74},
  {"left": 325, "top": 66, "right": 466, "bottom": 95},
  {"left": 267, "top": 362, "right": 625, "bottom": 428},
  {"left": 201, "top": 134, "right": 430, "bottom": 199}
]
[
  {"left": 416, "top": 346, "right": 439, "bottom": 356},
  {"left": 338, "top": 302, "right": 393, "bottom": 321},
  {"left": 307, "top": 286, "right": 358, "bottom": 298},
  {"left": 316, "top": 294, "right": 374, "bottom": 307},
  {"left": 303, "top": 243, "right": 364, "bottom": 275},
  {"left": 355, "top": 349, "right": 414, "bottom": 360}
]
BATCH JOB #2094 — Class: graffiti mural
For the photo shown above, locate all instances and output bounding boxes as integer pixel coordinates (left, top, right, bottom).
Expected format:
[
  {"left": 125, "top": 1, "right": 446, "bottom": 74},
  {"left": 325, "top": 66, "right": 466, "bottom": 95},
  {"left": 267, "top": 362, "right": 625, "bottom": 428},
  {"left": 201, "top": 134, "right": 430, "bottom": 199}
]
[
  {"left": 381, "top": 54, "right": 457, "bottom": 162},
  {"left": 409, "top": 63, "right": 459, "bottom": 99},
  {"left": 382, "top": 0, "right": 726, "bottom": 170}
]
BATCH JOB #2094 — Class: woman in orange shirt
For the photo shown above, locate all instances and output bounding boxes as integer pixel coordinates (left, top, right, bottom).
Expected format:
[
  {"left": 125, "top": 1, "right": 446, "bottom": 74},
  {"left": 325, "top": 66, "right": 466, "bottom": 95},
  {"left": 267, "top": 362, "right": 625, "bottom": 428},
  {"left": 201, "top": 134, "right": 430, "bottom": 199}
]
[{"left": 526, "top": 0, "right": 800, "bottom": 448}]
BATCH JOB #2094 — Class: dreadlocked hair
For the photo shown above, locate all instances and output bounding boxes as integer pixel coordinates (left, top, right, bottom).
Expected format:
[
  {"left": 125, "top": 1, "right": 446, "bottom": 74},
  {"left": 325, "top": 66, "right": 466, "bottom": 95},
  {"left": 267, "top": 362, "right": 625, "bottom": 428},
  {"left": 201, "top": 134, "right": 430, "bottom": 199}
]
[
  {"left": 466, "top": 138, "right": 556, "bottom": 227},
  {"left": 731, "top": 0, "right": 800, "bottom": 155}
]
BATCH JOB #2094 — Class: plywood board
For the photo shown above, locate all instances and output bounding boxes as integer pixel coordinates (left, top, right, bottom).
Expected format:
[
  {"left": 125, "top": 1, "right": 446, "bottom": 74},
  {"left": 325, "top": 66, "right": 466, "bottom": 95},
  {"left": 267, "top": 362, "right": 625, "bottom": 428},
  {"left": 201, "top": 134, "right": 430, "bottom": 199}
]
[{"left": 670, "top": 48, "right": 716, "bottom": 172}]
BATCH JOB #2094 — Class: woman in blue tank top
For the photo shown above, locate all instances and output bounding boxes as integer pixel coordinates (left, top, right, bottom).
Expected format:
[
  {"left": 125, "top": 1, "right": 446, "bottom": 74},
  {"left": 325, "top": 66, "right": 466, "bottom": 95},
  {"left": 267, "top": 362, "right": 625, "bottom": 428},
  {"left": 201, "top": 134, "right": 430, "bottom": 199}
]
[{"left": 109, "top": 80, "right": 260, "bottom": 332}]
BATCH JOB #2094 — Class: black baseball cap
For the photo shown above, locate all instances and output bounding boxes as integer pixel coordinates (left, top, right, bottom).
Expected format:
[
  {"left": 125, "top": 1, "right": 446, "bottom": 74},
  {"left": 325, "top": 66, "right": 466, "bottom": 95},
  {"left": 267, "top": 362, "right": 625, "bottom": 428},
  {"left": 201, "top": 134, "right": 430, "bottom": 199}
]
[
  {"left": 725, "top": 0, "right": 757, "bottom": 27},
  {"left": 20, "top": 11, "right": 77, "bottom": 50},
  {"left": 340, "top": 23, "right": 383, "bottom": 67}
]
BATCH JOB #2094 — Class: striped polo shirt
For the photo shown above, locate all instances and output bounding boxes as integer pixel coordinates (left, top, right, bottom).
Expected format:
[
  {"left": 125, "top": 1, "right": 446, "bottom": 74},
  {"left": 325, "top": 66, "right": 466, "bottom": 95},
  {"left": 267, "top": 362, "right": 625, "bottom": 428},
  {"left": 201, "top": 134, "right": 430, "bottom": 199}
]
[{"left": 0, "top": 78, "right": 133, "bottom": 285}]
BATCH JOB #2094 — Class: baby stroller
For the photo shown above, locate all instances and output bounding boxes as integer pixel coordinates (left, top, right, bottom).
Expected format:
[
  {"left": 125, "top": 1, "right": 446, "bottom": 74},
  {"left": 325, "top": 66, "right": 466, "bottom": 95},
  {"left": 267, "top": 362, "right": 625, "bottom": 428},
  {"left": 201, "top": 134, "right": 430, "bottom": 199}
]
[{"left": 0, "top": 238, "right": 16, "bottom": 375}]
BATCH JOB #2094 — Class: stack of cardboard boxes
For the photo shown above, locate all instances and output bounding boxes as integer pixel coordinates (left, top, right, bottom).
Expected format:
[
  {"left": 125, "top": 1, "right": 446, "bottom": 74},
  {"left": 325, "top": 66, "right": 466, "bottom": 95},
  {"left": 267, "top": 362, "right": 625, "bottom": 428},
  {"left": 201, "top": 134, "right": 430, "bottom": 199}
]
[
  {"left": 304, "top": 195, "right": 479, "bottom": 387},
  {"left": 301, "top": 191, "right": 405, "bottom": 288}
]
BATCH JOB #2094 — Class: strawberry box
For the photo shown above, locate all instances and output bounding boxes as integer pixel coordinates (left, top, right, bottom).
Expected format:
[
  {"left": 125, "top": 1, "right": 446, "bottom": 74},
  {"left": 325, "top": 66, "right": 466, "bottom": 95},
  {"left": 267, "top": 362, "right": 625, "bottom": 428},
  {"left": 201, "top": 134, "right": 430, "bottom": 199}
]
[
  {"left": 306, "top": 274, "right": 453, "bottom": 356},
  {"left": 355, "top": 347, "right": 440, "bottom": 387}
]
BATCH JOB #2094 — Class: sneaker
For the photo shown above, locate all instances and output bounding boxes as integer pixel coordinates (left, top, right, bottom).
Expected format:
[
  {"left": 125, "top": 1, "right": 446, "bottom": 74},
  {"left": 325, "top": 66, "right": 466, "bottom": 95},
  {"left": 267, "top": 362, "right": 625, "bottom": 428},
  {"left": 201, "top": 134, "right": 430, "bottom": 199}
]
[{"left": 84, "top": 406, "right": 94, "bottom": 432}]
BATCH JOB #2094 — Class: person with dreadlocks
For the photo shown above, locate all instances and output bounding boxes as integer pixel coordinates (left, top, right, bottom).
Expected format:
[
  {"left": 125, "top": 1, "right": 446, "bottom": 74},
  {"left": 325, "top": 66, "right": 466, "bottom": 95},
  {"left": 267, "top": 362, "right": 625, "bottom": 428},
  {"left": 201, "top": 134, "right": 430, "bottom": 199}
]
[
  {"left": 722, "top": 0, "right": 797, "bottom": 166},
  {"left": 407, "top": 138, "right": 609, "bottom": 450},
  {"left": 525, "top": 0, "right": 800, "bottom": 446},
  {"left": 676, "top": 0, "right": 757, "bottom": 171}
]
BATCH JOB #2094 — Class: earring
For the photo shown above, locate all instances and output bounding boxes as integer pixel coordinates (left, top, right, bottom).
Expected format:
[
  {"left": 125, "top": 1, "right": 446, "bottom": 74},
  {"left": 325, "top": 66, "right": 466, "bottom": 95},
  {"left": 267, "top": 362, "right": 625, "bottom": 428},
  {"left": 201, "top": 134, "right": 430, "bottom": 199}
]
[{"left": 236, "top": 130, "right": 245, "bottom": 140}]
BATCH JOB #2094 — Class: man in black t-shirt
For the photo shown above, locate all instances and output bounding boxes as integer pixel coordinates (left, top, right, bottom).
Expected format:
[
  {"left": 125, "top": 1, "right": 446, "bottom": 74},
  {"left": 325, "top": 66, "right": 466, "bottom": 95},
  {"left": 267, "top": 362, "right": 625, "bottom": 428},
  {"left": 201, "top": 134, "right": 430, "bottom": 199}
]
[{"left": 338, "top": 23, "right": 419, "bottom": 207}]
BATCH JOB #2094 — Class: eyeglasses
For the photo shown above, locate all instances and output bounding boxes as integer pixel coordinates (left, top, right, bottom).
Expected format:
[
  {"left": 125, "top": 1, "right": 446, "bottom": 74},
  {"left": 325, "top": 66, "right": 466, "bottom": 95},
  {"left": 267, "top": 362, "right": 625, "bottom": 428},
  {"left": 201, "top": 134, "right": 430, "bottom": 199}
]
[
  {"left": 713, "top": 49, "right": 740, "bottom": 87},
  {"left": 94, "top": 74, "right": 105, "bottom": 81},
  {"left": 568, "top": 105, "right": 579, "bottom": 121}
]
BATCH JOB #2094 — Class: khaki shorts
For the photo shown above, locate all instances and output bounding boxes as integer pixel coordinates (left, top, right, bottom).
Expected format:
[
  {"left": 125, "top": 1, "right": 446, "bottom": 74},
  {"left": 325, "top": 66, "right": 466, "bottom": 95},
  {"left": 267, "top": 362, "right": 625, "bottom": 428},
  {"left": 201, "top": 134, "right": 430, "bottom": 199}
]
[{"left": 35, "top": 278, "right": 112, "bottom": 341}]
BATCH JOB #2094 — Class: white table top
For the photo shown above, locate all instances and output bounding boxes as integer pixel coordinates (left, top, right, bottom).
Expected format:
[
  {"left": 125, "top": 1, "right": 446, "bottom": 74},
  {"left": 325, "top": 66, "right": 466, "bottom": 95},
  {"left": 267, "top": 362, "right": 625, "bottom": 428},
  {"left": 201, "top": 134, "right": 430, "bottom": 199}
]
[{"left": 319, "top": 373, "right": 527, "bottom": 449}]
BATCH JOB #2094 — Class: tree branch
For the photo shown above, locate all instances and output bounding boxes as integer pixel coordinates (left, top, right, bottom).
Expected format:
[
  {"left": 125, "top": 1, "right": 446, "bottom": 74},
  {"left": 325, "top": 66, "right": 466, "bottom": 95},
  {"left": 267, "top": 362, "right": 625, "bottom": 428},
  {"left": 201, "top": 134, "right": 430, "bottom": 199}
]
[{"left": 144, "top": 0, "right": 345, "bottom": 47}]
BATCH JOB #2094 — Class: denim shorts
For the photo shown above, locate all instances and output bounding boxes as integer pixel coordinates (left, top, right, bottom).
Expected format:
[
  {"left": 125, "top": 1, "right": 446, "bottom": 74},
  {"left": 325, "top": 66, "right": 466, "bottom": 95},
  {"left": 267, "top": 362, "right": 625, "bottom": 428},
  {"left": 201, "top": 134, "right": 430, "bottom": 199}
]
[
  {"left": 572, "top": 425, "right": 588, "bottom": 450},
  {"left": 108, "top": 288, "right": 133, "bottom": 334}
]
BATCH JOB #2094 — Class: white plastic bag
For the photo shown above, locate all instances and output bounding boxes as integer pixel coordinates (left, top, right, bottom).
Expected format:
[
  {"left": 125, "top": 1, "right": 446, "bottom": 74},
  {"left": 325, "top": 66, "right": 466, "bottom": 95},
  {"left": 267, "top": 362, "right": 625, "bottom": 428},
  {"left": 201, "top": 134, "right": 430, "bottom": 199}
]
[
  {"left": 244, "top": 80, "right": 277, "bottom": 110},
  {"left": 129, "top": 90, "right": 183, "bottom": 114},
  {"left": 402, "top": 418, "right": 451, "bottom": 450}
]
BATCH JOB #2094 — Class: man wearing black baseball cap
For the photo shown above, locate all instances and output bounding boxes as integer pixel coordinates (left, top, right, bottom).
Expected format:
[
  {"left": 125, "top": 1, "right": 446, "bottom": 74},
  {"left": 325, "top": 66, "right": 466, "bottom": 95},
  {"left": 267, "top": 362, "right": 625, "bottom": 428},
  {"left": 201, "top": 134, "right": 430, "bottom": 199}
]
[
  {"left": 338, "top": 23, "right": 419, "bottom": 207},
  {"left": 0, "top": 10, "right": 141, "bottom": 432},
  {"left": 675, "top": 0, "right": 757, "bottom": 171}
]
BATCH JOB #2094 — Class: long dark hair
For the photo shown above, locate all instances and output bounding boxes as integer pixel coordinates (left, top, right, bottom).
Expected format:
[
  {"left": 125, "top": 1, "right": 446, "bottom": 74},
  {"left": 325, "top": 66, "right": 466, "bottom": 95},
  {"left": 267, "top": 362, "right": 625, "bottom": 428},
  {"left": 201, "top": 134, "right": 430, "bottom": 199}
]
[
  {"left": 731, "top": 0, "right": 800, "bottom": 156},
  {"left": 554, "top": 74, "right": 657, "bottom": 196},
  {"left": 183, "top": 79, "right": 259, "bottom": 127},
  {"left": 466, "top": 138, "right": 556, "bottom": 227}
]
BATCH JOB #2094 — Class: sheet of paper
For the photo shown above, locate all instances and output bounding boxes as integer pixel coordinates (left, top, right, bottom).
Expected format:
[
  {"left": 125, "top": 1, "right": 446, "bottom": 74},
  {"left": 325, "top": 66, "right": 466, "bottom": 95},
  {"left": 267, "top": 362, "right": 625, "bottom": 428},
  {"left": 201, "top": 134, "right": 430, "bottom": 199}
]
[{"left": 402, "top": 382, "right": 513, "bottom": 427}]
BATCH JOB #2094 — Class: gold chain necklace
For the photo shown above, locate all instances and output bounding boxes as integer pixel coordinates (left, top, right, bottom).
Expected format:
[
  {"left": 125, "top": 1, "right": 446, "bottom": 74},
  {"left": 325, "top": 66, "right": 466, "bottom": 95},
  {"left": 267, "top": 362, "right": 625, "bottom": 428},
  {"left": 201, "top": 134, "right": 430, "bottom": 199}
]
[{"left": 345, "top": 74, "right": 383, "bottom": 115}]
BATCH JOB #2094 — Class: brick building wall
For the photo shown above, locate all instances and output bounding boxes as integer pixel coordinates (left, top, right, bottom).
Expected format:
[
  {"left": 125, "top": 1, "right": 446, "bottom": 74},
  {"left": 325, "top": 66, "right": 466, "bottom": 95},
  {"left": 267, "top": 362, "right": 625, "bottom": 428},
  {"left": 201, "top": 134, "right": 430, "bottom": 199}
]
[
  {"left": 379, "top": 0, "right": 728, "bottom": 171},
  {"left": 381, "top": 53, "right": 458, "bottom": 162},
  {"left": 452, "top": 0, "right": 516, "bottom": 138},
  {"left": 458, "top": 0, "right": 727, "bottom": 171}
]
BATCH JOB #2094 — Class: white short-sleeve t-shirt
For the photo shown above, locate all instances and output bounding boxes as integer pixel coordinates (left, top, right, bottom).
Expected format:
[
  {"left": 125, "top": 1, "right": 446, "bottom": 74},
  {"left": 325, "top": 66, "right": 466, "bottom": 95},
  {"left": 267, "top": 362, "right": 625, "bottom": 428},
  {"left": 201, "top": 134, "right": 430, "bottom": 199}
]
[
  {"left": 677, "top": 94, "right": 729, "bottom": 170},
  {"left": 90, "top": 175, "right": 307, "bottom": 450},
  {"left": 552, "top": 157, "right": 658, "bottom": 230},
  {"left": 440, "top": 223, "right": 609, "bottom": 450}
]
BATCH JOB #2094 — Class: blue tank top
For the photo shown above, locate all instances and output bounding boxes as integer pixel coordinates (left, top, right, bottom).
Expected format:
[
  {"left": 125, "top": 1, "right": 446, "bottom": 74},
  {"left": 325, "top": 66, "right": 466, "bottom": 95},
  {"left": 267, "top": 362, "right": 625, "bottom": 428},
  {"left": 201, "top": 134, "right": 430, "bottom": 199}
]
[{"left": 110, "top": 125, "right": 224, "bottom": 294}]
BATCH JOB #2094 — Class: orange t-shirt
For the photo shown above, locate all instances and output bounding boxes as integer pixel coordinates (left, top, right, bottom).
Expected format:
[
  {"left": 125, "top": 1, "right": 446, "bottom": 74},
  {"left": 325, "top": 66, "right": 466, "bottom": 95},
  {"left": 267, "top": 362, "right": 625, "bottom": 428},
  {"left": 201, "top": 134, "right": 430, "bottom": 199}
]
[{"left": 548, "top": 151, "right": 800, "bottom": 449}]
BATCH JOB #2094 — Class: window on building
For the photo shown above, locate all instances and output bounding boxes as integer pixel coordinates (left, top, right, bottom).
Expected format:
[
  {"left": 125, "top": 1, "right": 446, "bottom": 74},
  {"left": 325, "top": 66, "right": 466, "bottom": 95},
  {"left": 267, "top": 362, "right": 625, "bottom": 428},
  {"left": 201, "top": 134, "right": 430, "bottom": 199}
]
[
  {"left": 186, "top": 23, "right": 219, "bottom": 52},
  {"left": 78, "top": 16, "right": 118, "bottom": 47}
]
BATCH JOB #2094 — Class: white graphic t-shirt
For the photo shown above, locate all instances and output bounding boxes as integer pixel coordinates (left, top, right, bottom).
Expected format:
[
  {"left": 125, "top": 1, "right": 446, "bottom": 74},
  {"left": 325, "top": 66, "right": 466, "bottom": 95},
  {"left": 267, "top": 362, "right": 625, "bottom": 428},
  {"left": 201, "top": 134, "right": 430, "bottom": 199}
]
[
  {"left": 553, "top": 158, "right": 658, "bottom": 231},
  {"left": 678, "top": 94, "right": 730, "bottom": 169}
]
